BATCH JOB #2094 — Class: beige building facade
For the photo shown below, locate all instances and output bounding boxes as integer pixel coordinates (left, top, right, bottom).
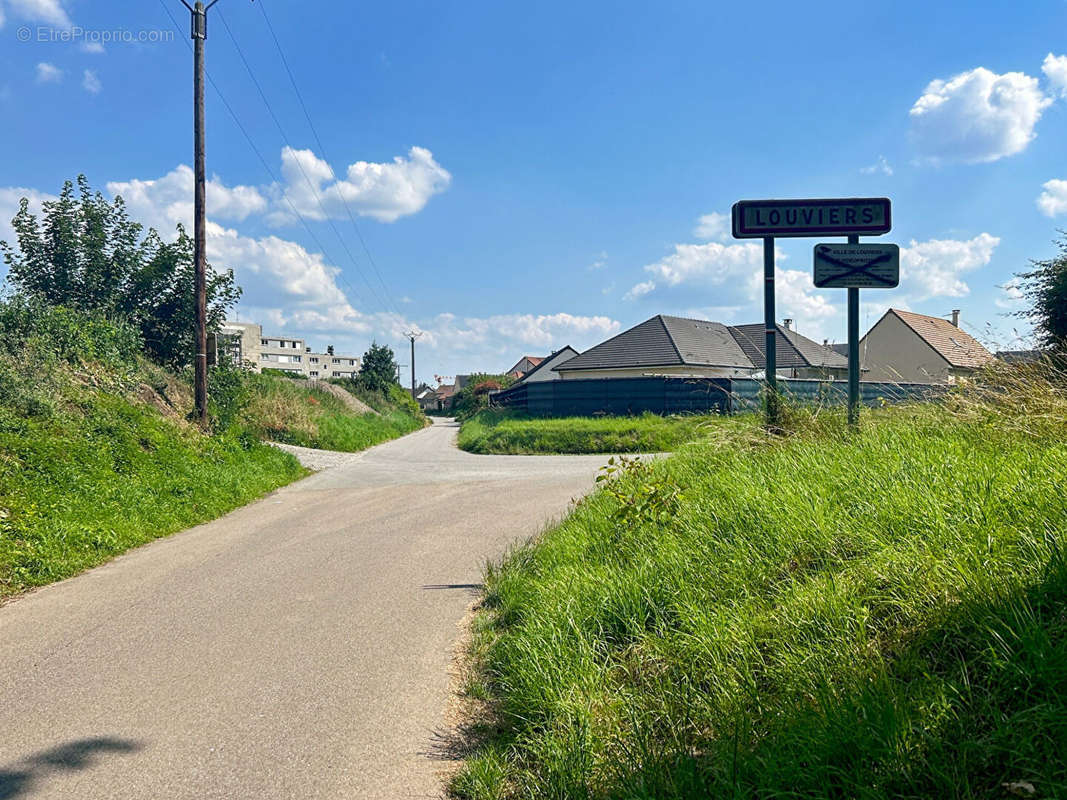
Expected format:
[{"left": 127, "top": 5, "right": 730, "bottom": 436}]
[
  {"left": 859, "top": 309, "right": 994, "bottom": 384},
  {"left": 218, "top": 321, "right": 361, "bottom": 379}
]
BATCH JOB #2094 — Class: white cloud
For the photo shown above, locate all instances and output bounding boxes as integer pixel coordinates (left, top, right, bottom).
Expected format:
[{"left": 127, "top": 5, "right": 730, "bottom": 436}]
[
  {"left": 623, "top": 240, "right": 837, "bottom": 337},
  {"left": 82, "top": 69, "right": 101, "bottom": 94},
  {"left": 270, "top": 145, "right": 451, "bottom": 225},
  {"left": 624, "top": 280, "right": 655, "bottom": 300},
  {"left": 1042, "top": 53, "right": 1067, "bottom": 97},
  {"left": 5, "top": 0, "right": 71, "bottom": 28},
  {"left": 899, "top": 233, "right": 999, "bottom": 299},
  {"left": 693, "top": 212, "right": 730, "bottom": 241},
  {"left": 995, "top": 278, "right": 1025, "bottom": 310},
  {"left": 82, "top": 41, "right": 105, "bottom": 55},
  {"left": 642, "top": 240, "right": 767, "bottom": 288},
  {"left": 0, "top": 186, "right": 56, "bottom": 248},
  {"left": 909, "top": 66, "right": 1052, "bottom": 163},
  {"left": 588, "top": 251, "right": 608, "bottom": 271},
  {"left": 1037, "top": 179, "right": 1067, "bottom": 217},
  {"left": 35, "top": 62, "right": 62, "bottom": 83},
  {"left": 108, "top": 165, "right": 268, "bottom": 234},
  {"left": 0, "top": 6, "right": 6, "bottom": 26},
  {"left": 860, "top": 155, "right": 893, "bottom": 176}
]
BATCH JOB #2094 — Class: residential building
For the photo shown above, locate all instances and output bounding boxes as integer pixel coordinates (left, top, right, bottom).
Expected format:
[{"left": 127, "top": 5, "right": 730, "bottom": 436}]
[
  {"left": 859, "top": 309, "right": 994, "bottom": 383},
  {"left": 555, "top": 315, "right": 847, "bottom": 380},
  {"left": 505, "top": 355, "right": 544, "bottom": 379},
  {"left": 511, "top": 346, "right": 581, "bottom": 385},
  {"left": 218, "top": 321, "right": 361, "bottom": 379}
]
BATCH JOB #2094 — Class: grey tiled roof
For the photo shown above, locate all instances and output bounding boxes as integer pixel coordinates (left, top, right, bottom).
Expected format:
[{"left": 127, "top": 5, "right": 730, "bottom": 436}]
[
  {"left": 558, "top": 316, "right": 753, "bottom": 371},
  {"left": 730, "top": 324, "right": 849, "bottom": 369},
  {"left": 557, "top": 315, "right": 847, "bottom": 372}
]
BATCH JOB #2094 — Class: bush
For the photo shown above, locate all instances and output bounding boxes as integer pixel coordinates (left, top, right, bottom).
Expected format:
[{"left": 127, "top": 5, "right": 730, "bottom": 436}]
[{"left": 452, "top": 374, "right": 515, "bottom": 420}]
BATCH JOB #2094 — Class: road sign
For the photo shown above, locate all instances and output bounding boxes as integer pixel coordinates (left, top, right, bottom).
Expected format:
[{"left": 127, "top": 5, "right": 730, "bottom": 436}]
[
  {"left": 732, "top": 197, "right": 891, "bottom": 239},
  {"left": 813, "top": 243, "right": 900, "bottom": 289}
]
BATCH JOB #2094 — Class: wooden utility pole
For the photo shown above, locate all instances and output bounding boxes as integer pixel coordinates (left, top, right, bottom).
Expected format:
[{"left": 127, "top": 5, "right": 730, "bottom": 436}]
[
  {"left": 183, "top": 0, "right": 220, "bottom": 426},
  {"left": 404, "top": 331, "right": 423, "bottom": 398}
]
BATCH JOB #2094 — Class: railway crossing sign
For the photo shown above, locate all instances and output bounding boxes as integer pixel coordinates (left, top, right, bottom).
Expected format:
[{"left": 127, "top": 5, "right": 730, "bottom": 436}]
[{"left": 813, "top": 243, "right": 900, "bottom": 289}]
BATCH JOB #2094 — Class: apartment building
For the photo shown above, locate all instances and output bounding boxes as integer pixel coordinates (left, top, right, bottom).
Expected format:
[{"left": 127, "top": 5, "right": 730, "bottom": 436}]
[{"left": 218, "top": 321, "right": 361, "bottom": 379}]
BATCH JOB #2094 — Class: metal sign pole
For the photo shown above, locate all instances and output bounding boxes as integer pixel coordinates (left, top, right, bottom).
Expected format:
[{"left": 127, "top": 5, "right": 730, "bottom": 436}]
[
  {"left": 847, "top": 233, "right": 860, "bottom": 426},
  {"left": 763, "top": 236, "right": 778, "bottom": 428}
]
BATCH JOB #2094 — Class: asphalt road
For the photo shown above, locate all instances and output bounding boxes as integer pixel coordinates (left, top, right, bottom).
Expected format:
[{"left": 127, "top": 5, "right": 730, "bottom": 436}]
[{"left": 0, "top": 419, "right": 610, "bottom": 799}]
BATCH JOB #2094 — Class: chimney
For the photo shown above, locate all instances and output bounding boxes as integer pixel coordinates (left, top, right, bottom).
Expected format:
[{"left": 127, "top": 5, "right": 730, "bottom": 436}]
[
  {"left": 823, "top": 338, "right": 829, "bottom": 347},
  {"left": 951, "top": 310, "right": 960, "bottom": 328},
  {"left": 783, "top": 318, "right": 793, "bottom": 331}
]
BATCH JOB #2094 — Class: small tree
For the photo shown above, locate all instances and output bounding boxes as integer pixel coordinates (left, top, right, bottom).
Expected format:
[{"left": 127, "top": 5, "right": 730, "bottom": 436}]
[
  {"left": 358, "top": 341, "right": 398, "bottom": 393},
  {"left": 1014, "top": 233, "right": 1067, "bottom": 351},
  {"left": 1, "top": 176, "right": 241, "bottom": 369}
]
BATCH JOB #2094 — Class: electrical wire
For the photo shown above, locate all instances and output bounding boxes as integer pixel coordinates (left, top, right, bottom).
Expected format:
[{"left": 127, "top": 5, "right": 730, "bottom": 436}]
[
  {"left": 254, "top": 0, "right": 405, "bottom": 317},
  {"left": 155, "top": 0, "right": 368, "bottom": 308},
  {"left": 215, "top": 7, "right": 394, "bottom": 315}
]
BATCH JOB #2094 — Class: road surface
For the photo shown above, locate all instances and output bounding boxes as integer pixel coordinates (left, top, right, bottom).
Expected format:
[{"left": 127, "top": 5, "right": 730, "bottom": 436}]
[{"left": 0, "top": 419, "right": 611, "bottom": 799}]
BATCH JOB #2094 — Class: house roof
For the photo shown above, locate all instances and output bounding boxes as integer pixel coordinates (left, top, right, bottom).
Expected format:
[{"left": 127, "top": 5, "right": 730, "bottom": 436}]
[
  {"left": 888, "top": 309, "right": 995, "bottom": 369},
  {"left": 558, "top": 315, "right": 753, "bottom": 371},
  {"left": 505, "top": 355, "right": 544, "bottom": 375},
  {"left": 996, "top": 349, "right": 1044, "bottom": 364},
  {"left": 729, "top": 324, "right": 848, "bottom": 369},
  {"left": 513, "top": 346, "right": 581, "bottom": 384},
  {"left": 557, "top": 315, "right": 846, "bottom": 373}
]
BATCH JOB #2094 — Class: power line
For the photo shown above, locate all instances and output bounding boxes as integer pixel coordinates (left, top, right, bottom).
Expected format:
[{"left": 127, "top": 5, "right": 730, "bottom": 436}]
[
  {"left": 215, "top": 8, "right": 393, "bottom": 315},
  {"left": 254, "top": 0, "right": 405, "bottom": 317},
  {"left": 155, "top": 0, "right": 367, "bottom": 307}
]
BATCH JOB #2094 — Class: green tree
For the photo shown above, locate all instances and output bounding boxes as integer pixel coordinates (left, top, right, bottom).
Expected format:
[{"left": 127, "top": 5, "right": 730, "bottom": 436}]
[
  {"left": 358, "top": 341, "right": 398, "bottom": 393},
  {"left": 1, "top": 176, "right": 241, "bottom": 369},
  {"left": 1014, "top": 233, "right": 1067, "bottom": 351}
]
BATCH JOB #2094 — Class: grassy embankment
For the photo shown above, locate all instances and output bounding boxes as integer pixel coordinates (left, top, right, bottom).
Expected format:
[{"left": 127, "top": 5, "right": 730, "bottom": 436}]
[
  {"left": 452, "top": 371, "right": 1067, "bottom": 798},
  {"left": 457, "top": 410, "right": 722, "bottom": 454},
  {"left": 240, "top": 374, "right": 426, "bottom": 452},
  {"left": 0, "top": 299, "right": 423, "bottom": 599}
]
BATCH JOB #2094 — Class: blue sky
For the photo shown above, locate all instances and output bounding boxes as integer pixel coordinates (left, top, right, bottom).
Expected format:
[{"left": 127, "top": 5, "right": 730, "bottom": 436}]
[{"left": 2, "top": 0, "right": 1066, "bottom": 382}]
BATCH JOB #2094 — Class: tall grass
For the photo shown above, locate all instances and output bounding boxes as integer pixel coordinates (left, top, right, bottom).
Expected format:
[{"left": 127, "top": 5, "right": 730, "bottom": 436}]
[
  {"left": 452, "top": 368, "right": 1067, "bottom": 798},
  {"left": 0, "top": 298, "right": 304, "bottom": 598},
  {"left": 458, "top": 411, "right": 724, "bottom": 454},
  {"left": 240, "top": 373, "right": 425, "bottom": 452}
]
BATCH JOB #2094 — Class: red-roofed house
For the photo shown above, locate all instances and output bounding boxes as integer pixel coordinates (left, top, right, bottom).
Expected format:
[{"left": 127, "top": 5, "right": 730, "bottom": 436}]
[{"left": 860, "top": 309, "right": 995, "bottom": 383}]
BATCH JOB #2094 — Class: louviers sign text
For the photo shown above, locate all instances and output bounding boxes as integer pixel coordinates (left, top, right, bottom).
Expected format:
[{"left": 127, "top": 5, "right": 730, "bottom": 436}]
[{"left": 732, "top": 197, "right": 891, "bottom": 238}]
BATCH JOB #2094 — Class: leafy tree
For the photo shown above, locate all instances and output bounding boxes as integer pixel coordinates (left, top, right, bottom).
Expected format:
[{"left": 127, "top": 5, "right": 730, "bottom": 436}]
[
  {"left": 1, "top": 175, "right": 240, "bottom": 369},
  {"left": 1014, "top": 233, "right": 1067, "bottom": 351},
  {"left": 451, "top": 373, "right": 515, "bottom": 419},
  {"left": 358, "top": 341, "right": 398, "bottom": 393}
]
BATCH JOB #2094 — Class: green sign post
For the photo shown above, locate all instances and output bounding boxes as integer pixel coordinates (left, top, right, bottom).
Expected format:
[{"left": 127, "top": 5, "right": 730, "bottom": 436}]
[{"left": 732, "top": 197, "right": 893, "bottom": 428}]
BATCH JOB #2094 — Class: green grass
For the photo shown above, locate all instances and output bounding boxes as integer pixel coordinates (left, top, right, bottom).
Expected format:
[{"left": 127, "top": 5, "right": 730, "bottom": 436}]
[
  {"left": 451, "top": 381, "right": 1067, "bottom": 798},
  {"left": 457, "top": 410, "right": 721, "bottom": 454},
  {"left": 240, "top": 373, "right": 426, "bottom": 452},
  {"left": 0, "top": 393, "right": 304, "bottom": 599}
]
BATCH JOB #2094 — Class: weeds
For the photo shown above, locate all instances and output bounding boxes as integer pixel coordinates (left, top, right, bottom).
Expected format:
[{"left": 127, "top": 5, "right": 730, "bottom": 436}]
[
  {"left": 458, "top": 411, "right": 724, "bottom": 454},
  {"left": 451, "top": 367, "right": 1067, "bottom": 798}
]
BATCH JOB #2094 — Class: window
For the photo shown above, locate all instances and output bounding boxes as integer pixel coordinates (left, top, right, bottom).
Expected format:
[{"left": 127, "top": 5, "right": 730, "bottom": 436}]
[
  {"left": 310, "top": 357, "right": 318, "bottom": 363},
  {"left": 310, "top": 371, "right": 318, "bottom": 377},
  {"left": 332, "top": 358, "right": 342, "bottom": 364},
  {"left": 261, "top": 339, "right": 268, "bottom": 346}
]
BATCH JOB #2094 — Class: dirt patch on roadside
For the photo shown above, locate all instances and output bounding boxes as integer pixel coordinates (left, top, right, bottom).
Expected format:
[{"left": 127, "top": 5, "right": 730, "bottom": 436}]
[{"left": 309, "top": 380, "right": 378, "bottom": 415}]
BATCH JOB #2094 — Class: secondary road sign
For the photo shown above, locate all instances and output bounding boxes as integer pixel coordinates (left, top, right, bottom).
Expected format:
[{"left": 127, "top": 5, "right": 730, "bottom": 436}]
[
  {"left": 813, "top": 243, "right": 900, "bottom": 289},
  {"left": 732, "top": 197, "right": 891, "bottom": 239}
]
